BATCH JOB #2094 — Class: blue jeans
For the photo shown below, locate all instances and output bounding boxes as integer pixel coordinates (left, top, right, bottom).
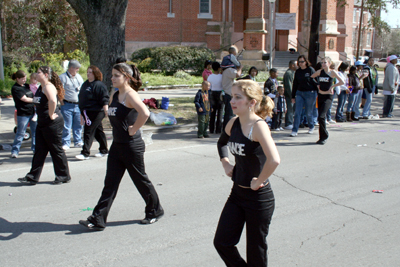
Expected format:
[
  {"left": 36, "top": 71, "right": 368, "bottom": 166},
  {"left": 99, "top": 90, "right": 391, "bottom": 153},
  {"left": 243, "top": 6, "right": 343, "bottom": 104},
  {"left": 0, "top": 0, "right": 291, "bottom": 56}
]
[
  {"left": 292, "top": 90, "right": 317, "bottom": 133},
  {"left": 61, "top": 102, "right": 83, "bottom": 147},
  {"left": 346, "top": 91, "right": 359, "bottom": 113},
  {"left": 362, "top": 87, "right": 374, "bottom": 117},
  {"left": 383, "top": 95, "right": 396, "bottom": 116},
  {"left": 335, "top": 91, "right": 348, "bottom": 120},
  {"left": 12, "top": 115, "right": 37, "bottom": 155},
  {"left": 353, "top": 90, "right": 363, "bottom": 118}
]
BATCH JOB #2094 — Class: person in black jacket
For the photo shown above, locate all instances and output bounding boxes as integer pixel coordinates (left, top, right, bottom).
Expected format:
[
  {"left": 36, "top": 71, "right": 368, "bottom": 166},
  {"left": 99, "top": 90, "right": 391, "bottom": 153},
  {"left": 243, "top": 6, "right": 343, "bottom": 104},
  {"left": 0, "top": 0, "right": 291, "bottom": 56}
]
[
  {"left": 263, "top": 68, "right": 278, "bottom": 95},
  {"left": 194, "top": 81, "right": 211, "bottom": 138},
  {"left": 10, "top": 70, "right": 37, "bottom": 158},
  {"left": 76, "top": 65, "right": 109, "bottom": 160},
  {"left": 290, "top": 55, "right": 318, "bottom": 137}
]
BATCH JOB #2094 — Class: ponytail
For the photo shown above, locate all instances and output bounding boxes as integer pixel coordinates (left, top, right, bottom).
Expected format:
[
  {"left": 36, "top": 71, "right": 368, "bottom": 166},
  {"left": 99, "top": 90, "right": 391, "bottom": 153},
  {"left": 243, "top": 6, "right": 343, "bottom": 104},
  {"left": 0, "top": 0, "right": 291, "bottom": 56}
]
[
  {"left": 11, "top": 70, "right": 26, "bottom": 80},
  {"left": 39, "top": 66, "right": 65, "bottom": 101},
  {"left": 256, "top": 95, "right": 274, "bottom": 119}
]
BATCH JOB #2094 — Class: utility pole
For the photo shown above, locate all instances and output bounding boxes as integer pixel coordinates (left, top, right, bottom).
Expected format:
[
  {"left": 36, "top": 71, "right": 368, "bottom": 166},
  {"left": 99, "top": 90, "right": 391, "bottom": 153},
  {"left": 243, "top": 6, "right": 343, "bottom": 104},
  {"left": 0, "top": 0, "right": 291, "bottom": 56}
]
[
  {"left": 0, "top": 21, "right": 4, "bottom": 81},
  {"left": 308, "top": 0, "right": 321, "bottom": 67},
  {"left": 356, "top": 0, "right": 364, "bottom": 61}
]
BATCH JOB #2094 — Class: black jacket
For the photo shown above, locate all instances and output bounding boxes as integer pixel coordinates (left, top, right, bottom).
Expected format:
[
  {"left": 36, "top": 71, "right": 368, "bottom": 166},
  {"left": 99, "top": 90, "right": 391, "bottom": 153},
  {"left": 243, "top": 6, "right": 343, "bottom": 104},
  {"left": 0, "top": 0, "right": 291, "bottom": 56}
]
[
  {"left": 78, "top": 80, "right": 109, "bottom": 111},
  {"left": 292, "top": 67, "right": 317, "bottom": 99},
  {"left": 194, "top": 90, "right": 211, "bottom": 115},
  {"left": 264, "top": 78, "right": 277, "bottom": 95}
]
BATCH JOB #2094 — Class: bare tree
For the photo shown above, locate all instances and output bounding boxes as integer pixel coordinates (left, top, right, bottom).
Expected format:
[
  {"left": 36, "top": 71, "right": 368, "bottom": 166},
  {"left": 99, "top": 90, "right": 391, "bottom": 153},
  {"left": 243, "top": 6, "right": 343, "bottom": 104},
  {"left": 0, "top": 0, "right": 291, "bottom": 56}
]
[{"left": 66, "top": 0, "right": 129, "bottom": 89}]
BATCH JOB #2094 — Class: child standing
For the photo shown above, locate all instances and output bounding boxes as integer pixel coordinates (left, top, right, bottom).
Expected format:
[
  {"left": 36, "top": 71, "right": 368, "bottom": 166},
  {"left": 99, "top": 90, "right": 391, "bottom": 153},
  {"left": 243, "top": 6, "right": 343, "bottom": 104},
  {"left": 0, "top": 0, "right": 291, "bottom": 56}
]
[
  {"left": 194, "top": 81, "right": 211, "bottom": 138},
  {"left": 29, "top": 73, "right": 39, "bottom": 122},
  {"left": 272, "top": 86, "right": 286, "bottom": 131}
]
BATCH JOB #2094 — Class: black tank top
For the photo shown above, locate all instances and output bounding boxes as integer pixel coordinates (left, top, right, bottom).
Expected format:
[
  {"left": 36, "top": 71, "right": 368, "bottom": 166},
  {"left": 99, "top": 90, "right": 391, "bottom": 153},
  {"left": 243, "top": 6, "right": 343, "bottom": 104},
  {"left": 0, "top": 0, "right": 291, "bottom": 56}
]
[
  {"left": 108, "top": 91, "right": 141, "bottom": 143},
  {"left": 318, "top": 69, "right": 334, "bottom": 92},
  {"left": 33, "top": 86, "right": 61, "bottom": 125},
  {"left": 228, "top": 118, "right": 267, "bottom": 187}
]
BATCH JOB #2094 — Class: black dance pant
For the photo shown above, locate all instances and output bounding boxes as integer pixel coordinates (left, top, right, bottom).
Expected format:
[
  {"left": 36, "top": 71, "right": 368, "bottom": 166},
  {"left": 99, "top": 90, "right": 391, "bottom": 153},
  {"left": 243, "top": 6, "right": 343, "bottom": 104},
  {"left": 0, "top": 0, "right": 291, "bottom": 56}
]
[
  {"left": 26, "top": 115, "right": 70, "bottom": 182},
  {"left": 81, "top": 110, "right": 108, "bottom": 157},
  {"left": 214, "top": 183, "right": 275, "bottom": 267},
  {"left": 88, "top": 140, "right": 163, "bottom": 228},
  {"left": 317, "top": 93, "right": 334, "bottom": 141},
  {"left": 210, "top": 91, "right": 224, "bottom": 133}
]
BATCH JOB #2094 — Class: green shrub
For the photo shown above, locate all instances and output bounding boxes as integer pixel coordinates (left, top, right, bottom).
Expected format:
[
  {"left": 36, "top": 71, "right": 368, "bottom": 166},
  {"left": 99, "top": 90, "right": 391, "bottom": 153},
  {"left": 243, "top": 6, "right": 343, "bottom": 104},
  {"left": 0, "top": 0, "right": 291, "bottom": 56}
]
[
  {"left": 131, "top": 46, "right": 216, "bottom": 75},
  {"left": 0, "top": 77, "right": 14, "bottom": 97},
  {"left": 173, "top": 70, "right": 192, "bottom": 80},
  {"left": 137, "top": 58, "right": 154, "bottom": 73},
  {"left": 29, "top": 60, "right": 42, "bottom": 74}
]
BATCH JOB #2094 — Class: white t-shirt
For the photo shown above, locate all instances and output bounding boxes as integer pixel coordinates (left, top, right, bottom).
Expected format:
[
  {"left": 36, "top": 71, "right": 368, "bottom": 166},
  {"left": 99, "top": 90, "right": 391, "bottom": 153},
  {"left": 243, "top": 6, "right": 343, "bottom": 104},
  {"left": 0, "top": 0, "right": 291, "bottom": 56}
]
[{"left": 207, "top": 74, "right": 223, "bottom": 92}]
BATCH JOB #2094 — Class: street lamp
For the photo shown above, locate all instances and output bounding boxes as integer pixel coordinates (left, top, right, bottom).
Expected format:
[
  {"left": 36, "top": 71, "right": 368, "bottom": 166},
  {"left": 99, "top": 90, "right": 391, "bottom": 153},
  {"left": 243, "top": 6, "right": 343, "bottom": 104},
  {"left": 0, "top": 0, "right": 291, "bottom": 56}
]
[{"left": 269, "top": 0, "right": 276, "bottom": 70}]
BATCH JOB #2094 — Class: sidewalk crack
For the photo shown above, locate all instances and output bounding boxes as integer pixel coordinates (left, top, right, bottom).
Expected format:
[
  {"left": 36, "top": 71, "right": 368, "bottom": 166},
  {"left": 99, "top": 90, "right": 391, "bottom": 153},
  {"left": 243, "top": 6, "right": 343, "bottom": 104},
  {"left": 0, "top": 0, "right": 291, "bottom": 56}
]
[{"left": 273, "top": 174, "right": 382, "bottom": 222}]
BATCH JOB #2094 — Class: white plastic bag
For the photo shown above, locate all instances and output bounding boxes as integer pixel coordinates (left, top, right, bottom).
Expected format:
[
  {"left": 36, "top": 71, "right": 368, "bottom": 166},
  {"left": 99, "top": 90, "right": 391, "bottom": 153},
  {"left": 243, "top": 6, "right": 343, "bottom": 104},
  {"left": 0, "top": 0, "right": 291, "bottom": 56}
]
[{"left": 150, "top": 112, "right": 177, "bottom": 126}]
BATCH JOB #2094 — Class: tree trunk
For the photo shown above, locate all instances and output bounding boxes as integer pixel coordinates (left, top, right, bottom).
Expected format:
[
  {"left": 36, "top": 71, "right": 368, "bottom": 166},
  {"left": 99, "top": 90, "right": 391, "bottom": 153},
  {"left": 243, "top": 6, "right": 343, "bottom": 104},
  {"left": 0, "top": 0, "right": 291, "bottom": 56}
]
[
  {"left": 308, "top": 0, "right": 321, "bottom": 67},
  {"left": 66, "top": 0, "right": 128, "bottom": 90}
]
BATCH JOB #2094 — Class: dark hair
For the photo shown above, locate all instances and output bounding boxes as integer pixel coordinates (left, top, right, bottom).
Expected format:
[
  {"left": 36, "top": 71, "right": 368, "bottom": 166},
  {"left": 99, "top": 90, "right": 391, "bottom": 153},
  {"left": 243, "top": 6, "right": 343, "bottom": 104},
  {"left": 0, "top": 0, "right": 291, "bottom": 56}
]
[
  {"left": 338, "top": 62, "right": 349, "bottom": 72},
  {"left": 204, "top": 60, "right": 212, "bottom": 69},
  {"left": 211, "top": 62, "right": 221, "bottom": 72},
  {"left": 115, "top": 57, "right": 127, "bottom": 64},
  {"left": 88, "top": 65, "right": 103, "bottom": 81},
  {"left": 315, "top": 62, "right": 322, "bottom": 71},
  {"left": 269, "top": 68, "right": 277, "bottom": 74},
  {"left": 297, "top": 55, "right": 310, "bottom": 67},
  {"left": 289, "top": 60, "right": 296, "bottom": 67},
  {"left": 228, "top": 47, "right": 236, "bottom": 54},
  {"left": 38, "top": 66, "right": 65, "bottom": 101},
  {"left": 11, "top": 70, "right": 26, "bottom": 80},
  {"left": 349, "top": 66, "right": 357, "bottom": 74},
  {"left": 113, "top": 63, "right": 143, "bottom": 91},
  {"left": 248, "top": 66, "right": 258, "bottom": 76}
]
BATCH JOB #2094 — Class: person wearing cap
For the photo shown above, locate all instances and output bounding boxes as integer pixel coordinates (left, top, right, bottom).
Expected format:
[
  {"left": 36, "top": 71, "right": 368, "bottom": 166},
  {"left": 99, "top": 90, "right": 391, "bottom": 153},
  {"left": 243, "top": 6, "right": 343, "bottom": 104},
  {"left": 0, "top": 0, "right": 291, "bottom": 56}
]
[
  {"left": 352, "top": 60, "right": 368, "bottom": 120},
  {"left": 59, "top": 60, "right": 84, "bottom": 150},
  {"left": 382, "top": 55, "right": 399, "bottom": 118}
]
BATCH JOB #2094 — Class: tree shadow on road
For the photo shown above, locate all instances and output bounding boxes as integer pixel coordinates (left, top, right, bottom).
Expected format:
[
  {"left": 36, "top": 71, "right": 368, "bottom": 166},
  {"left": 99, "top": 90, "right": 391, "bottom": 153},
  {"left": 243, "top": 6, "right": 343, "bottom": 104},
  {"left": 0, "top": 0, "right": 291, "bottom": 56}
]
[{"left": 0, "top": 217, "right": 141, "bottom": 240}]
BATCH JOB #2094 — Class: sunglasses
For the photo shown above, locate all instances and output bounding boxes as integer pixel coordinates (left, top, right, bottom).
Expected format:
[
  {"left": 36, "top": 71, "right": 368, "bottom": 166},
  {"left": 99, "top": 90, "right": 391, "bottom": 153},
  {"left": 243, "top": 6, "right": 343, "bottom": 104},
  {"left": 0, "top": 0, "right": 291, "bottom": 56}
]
[{"left": 299, "top": 61, "right": 305, "bottom": 63}]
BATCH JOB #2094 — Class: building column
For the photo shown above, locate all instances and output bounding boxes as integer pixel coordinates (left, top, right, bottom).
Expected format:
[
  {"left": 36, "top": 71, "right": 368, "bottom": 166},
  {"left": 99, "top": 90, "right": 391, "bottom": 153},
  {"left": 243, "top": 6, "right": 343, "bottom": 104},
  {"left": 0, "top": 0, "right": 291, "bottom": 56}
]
[
  {"left": 241, "top": 0, "right": 267, "bottom": 70},
  {"left": 318, "top": 0, "right": 340, "bottom": 61}
]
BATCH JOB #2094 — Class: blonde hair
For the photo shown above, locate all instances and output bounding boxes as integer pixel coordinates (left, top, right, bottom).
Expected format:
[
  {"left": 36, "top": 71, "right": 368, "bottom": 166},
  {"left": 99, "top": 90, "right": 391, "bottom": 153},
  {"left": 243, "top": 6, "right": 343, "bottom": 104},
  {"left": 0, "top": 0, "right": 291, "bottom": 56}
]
[
  {"left": 232, "top": 80, "right": 274, "bottom": 119},
  {"left": 30, "top": 73, "right": 38, "bottom": 83}
]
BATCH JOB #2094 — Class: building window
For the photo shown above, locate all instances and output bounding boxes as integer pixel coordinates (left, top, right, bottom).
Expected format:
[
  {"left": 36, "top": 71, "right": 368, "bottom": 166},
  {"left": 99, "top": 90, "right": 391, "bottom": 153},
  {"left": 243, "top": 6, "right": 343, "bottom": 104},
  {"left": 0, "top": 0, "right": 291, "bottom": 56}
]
[
  {"left": 167, "top": 0, "right": 175, "bottom": 18},
  {"left": 198, "top": 0, "right": 213, "bottom": 19},
  {"left": 353, "top": 9, "right": 357, "bottom": 23}
]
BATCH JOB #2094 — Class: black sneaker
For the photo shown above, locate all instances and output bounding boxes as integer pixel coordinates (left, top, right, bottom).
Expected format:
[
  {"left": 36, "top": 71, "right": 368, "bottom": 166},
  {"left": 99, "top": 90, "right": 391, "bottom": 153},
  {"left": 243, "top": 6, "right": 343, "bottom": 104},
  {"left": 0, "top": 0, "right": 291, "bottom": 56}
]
[
  {"left": 316, "top": 139, "right": 327, "bottom": 145},
  {"left": 17, "top": 177, "right": 37, "bottom": 185},
  {"left": 53, "top": 178, "right": 71, "bottom": 185},
  {"left": 140, "top": 211, "right": 164, "bottom": 225},
  {"left": 79, "top": 220, "right": 105, "bottom": 231}
]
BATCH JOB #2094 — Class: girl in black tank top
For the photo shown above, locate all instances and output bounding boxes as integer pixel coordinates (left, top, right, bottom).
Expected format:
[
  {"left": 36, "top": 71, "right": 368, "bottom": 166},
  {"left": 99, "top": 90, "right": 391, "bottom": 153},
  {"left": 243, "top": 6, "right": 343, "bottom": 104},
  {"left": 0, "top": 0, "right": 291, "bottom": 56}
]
[
  {"left": 18, "top": 66, "right": 70, "bottom": 185},
  {"left": 215, "top": 80, "right": 280, "bottom": 266},
  {"left": 79, "top": 63, "right": 163, "bottom": 231},
  {"left": 311, "top": 57, "right": 345, "bottom": 144}
]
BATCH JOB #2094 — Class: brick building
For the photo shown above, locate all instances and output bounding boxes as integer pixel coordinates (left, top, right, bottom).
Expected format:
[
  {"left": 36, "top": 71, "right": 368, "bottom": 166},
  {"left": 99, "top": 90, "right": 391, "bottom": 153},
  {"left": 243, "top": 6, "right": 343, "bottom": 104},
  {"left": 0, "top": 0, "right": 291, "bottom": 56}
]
[{"left": 125, "top": 0, "right": 376, "bottom": 68}]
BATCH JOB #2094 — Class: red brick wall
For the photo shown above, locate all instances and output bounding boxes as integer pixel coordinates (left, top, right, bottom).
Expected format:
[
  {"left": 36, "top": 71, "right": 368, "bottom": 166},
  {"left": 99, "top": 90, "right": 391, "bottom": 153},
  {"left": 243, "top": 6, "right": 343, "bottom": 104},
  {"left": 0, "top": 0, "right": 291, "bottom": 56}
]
[{"left": 126, "top": 0, "right": 222, "bottom": 43}]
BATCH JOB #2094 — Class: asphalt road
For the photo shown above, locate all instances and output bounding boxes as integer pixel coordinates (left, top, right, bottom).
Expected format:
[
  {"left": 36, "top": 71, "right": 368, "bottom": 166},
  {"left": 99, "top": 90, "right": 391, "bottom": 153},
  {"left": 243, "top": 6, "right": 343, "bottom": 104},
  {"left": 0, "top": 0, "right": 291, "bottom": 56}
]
[{"left": 1, "top": 94, "right": 399, "bottom": 266}]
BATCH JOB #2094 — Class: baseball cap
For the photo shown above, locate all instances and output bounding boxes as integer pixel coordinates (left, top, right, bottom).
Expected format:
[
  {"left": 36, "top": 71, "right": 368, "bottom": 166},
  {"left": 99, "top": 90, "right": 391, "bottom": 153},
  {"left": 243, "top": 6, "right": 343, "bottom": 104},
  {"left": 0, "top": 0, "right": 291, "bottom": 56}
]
[{"left": 388, "top": 55, "right": 398, "bottom": 62}]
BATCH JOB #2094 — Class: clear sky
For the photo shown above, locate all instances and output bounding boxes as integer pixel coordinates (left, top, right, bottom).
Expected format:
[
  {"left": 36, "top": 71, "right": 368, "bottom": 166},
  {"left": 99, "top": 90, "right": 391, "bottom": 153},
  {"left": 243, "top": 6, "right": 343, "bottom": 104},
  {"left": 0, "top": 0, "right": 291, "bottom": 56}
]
[{"left": 382, "top": 7, "right": 400, "bottom": 28}]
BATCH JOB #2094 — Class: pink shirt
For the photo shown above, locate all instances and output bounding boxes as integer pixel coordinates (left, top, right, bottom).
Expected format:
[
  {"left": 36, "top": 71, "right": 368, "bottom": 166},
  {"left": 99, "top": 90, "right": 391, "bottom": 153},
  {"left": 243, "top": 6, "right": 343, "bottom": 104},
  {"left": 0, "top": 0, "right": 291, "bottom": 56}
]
[
  {"left": 29, "top": 83, "right": 38, "bottom": 95},
  {"left": 202, "top": 69, "right": 212, "bottom": 81}
]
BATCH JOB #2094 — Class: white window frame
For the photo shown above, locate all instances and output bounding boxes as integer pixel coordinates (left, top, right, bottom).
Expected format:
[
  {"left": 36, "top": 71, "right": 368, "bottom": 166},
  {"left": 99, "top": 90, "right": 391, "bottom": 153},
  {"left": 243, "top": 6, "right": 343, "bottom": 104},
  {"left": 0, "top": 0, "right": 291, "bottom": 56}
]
[
  {"left": 366, "top": 32, "right": 371, "bottom": 47},
  {"left": 198, "top": 0, "right": 213, "bottom": 19},
  {"left": 353, "top": 9, "right": 357, "bottom": 23}
]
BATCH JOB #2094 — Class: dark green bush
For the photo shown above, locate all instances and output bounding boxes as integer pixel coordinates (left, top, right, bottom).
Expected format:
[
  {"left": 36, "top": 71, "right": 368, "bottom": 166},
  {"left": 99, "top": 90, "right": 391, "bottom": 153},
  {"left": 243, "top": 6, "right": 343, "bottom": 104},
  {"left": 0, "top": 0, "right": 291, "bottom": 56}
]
[
  {"left": 137, "top": 58, "right": 155, "bottom": 73},
  {"left": 131, "top": 46, "right": 216, "bottom": 75}
]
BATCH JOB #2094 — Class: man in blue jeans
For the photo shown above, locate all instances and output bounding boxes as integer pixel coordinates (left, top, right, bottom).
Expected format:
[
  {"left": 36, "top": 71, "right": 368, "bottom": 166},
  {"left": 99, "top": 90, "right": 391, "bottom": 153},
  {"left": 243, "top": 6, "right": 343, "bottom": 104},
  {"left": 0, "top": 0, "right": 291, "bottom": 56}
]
[
  {"left": 382, "top": 55, "right": 399, "bottom": 118},
  {"left": 59, "top": 60, "right": 84, "bottom": 150}
]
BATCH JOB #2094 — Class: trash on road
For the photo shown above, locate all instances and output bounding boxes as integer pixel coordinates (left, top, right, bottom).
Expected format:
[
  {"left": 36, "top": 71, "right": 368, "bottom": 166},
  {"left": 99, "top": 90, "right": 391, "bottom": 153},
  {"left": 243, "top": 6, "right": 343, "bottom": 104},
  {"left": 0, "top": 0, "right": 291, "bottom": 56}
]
[
  {"left": 157, "top": 182, "right": 163, "bottom": 186},
  {"left": 80, "top": 207, "right": 94, "bottom": 212},
  {"left": 357, "top": 144, "right": 367, "bottom": 147},
  {"left": 150, "top": 112, "right": 177, "bottom": 126},
  {"left": 372, "top": 190, "right": 383, "bottom": 193},
  {"left": 9, "top": 193, "right": 12, "bottom": 196},
  {"left": 376, "top": 141, "right": 385, "bottom": 145}
]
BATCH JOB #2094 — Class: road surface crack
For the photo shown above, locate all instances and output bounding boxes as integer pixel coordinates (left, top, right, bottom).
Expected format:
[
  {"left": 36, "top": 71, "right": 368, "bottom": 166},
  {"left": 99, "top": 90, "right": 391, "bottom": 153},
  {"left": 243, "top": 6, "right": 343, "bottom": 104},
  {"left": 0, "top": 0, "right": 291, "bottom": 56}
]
[{"left": 273, "top": 174, "right": 382, "bottom": 222}]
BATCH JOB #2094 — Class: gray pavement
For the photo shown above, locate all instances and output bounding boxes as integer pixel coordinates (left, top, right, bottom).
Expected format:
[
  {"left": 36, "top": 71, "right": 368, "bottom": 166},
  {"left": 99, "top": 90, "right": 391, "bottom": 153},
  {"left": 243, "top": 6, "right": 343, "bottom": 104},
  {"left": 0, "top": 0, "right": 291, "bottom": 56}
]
[{"left": 1, "top": 81, "right": 400, "bottom": 266}]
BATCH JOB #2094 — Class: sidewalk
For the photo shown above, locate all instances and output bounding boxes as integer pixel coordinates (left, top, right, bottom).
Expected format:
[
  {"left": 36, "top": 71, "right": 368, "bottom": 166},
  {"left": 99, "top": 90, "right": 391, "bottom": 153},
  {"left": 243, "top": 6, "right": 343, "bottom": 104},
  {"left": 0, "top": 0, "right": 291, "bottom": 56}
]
[{"left": 0, "top": 76, "right": 396, "bottom": 150}]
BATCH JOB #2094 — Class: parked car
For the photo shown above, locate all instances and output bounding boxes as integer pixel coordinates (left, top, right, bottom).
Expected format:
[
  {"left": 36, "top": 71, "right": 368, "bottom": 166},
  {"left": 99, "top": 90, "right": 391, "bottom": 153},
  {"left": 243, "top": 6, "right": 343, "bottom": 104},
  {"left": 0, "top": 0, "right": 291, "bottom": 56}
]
[{"left": 374, "top": 58, "right": 388, "bottom": 69}]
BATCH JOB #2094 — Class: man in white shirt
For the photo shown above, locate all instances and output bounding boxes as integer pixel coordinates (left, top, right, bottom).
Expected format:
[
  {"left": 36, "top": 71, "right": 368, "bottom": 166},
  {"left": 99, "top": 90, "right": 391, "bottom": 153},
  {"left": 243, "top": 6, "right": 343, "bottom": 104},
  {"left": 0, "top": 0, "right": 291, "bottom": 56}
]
[
  {"left": 207, "top": 62, "right": 224, "bottom": 133},
  {"left": 59, "top": 60, "right": 84, "bottom": 150},
  {"left": 222, "top": 65, "right": 242, "bottom": 129}
]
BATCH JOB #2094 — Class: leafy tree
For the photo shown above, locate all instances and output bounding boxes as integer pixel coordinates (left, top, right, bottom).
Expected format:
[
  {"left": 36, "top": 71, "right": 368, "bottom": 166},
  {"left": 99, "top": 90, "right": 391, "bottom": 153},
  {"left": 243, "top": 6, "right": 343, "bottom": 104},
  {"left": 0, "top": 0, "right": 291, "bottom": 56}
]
[{"left": 66, "top": 0, "right": 129, "bottom": 89}]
